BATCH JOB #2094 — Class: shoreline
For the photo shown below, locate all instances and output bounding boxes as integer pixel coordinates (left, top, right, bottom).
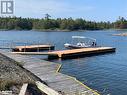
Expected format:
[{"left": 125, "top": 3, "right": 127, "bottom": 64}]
[
  {"left": 0, "top": 49, "right": 100, "bottom": 95},
  {"left": 0, "top": 28, "right": 127, "bottom": 32},
  {"left": 0, "top": 29, "right": 103, "bottom": 32},
  {"left": 0, "top": 53, "right": 44, "bottom": 94}
]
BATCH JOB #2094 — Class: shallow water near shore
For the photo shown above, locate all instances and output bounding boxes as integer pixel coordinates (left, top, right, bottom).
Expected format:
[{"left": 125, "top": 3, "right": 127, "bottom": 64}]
[{"left": 0, "top": 30, "right": 127, "bottom": 95}]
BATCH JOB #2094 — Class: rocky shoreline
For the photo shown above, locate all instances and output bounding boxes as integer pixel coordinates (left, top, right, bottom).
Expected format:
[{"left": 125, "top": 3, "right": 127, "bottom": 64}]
[{"left": 0, "top": 54, "right": 45, "bottom": 95}]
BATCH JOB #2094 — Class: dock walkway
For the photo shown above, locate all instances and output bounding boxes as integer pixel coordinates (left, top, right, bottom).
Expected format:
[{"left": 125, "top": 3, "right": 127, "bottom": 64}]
[
  {"left": 12, "top": 44, "right": 55, "bottom": 52},
  {"left": 12, "top": 47, "right": 115, "bottom": 59},
  {"left": 0, "top": 49, "right": 99, "bottom": 95}
]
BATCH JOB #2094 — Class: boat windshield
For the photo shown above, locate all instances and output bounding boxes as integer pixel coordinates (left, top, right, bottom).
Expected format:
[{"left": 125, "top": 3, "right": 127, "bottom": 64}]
[
  {"left": 72, "top": 36, "right": 86, "bottom": 39},
  {"left": 71, "top": 36, "right": 96, "bottom": 46}
]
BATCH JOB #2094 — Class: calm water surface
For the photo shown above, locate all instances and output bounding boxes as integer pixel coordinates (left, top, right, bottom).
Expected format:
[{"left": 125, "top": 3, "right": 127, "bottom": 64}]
[{"left": 0, "top": 30, "right": 127, "bottom": 95}]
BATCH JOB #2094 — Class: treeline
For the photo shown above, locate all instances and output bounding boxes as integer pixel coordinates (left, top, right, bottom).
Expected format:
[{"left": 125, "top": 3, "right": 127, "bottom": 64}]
[
  {"left": 0, "top": 16, "right": 127, "bottom": 31},
  {"left": 114, "top": 17, "right": 127, "bottom": 29},
  {"left": 0, "top": 17, "right": 33, "bottom": 30},
  {"left": 32, "top": 18, "right": 113, "bottom": 30}
]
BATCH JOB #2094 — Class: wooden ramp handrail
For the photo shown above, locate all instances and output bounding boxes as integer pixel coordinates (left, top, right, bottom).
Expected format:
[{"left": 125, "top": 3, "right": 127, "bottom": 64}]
[
  {"left": 19, "top": 83, "right": 28, "bottom": 95},
  {"left": 36, "top": 81, "right": 61, "bottom": 95}
]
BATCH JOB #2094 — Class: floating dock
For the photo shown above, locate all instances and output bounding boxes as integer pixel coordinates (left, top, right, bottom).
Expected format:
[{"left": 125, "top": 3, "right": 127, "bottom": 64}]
[
  {"left": 0, "top": 49, "right": 100, "bottom": 95},
  {"left": 49, "top": 47, "right": 115, "bottom": 58},
  {"left": 12, "top": 44, "right": 55, "bottom": 52},
  {"left": 12, "top": 47, "right": 116, "bottom": 59}
]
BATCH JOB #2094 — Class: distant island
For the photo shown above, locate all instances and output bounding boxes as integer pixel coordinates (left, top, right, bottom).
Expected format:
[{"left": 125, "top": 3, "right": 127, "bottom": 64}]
[{"left": 0, "top": 15, "right": 127, "bottom": 31}]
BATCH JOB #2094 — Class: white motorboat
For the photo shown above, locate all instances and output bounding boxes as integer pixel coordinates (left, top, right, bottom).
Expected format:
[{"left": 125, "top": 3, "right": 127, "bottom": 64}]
[{"left": 64, "top": 36, "right": 97, "bottom": 49}]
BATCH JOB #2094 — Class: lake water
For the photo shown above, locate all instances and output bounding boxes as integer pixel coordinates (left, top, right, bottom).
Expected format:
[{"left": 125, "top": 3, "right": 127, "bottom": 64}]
[{"left": 0, "top": 30, "right": 127, "bottom": 95}]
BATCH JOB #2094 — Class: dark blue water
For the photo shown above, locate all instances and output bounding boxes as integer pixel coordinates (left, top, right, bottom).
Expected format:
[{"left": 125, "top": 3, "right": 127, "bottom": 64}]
[{"left": 0, "top": 30, "right": 127, "bottom": 95}]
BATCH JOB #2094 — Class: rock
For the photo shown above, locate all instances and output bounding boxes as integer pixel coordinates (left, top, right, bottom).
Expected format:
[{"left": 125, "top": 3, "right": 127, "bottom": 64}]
[{"left": 113, "top": 33, "right": 127, "bottom": 36}]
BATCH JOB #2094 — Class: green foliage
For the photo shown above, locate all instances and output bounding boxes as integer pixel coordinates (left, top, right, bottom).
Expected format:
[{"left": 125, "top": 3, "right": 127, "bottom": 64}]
[
  {"left": 0, "top": 16, "right": 125, "bottom": 31},
  {"left": 114, "top": 17, "right": 127, "bottom": 29},
  {"left": 0, "top": 17, "right": 33, "bottom": 30}
]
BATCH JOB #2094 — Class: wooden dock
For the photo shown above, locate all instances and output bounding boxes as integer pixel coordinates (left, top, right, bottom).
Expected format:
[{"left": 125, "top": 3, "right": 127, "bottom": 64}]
[
  {"left": 50, "top": 47, "right": 115, "bottom": 58},
  {"left": 12, "top": 47, "right": 116, "bottom": 59},
  {"left": 12, "top": 44, "right": 55, "bottom": 52},
  {"left": 0, "top": 49, "right": 100, "bottom": 95}
]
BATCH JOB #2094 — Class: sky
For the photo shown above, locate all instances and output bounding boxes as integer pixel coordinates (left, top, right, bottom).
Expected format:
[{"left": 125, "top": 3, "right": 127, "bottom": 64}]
[{"left": 3, "top": 0, "right": 127, "bottom": 21}]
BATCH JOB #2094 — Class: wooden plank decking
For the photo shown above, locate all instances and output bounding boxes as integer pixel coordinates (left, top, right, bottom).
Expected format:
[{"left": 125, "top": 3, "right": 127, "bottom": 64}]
[
  {"left": 49, "top": 47, "right": 115, "bottom": 58},
  {"left": 0, "top": 49, "right": 100, "bottom": 95},
  {"left": 19, "top": 83, "right": 28, "bottom": 95},
  {"left": 36, "top": 81, "right": 61, "bottom": 95},
  {"left": 12, "top": 47, "right": 116, "bottom": 59},
  {"left": 12, "top": 44, "right": 55, "bottom": 52}
]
